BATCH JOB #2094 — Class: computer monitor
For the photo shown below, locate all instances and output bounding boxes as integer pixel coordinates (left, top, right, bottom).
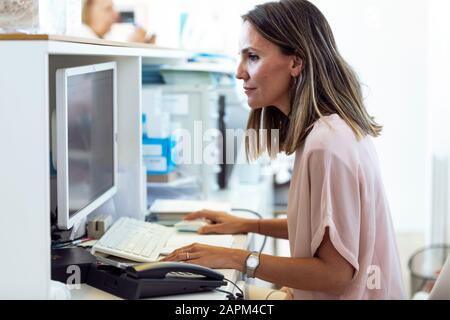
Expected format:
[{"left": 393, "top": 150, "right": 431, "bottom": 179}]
[{"left": 53, "top": 62, "right": 118, "bottom": 230}]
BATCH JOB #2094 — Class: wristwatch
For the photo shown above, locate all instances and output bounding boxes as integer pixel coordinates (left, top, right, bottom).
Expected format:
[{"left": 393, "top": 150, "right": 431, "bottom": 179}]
[{"left": 245, "top": 251, "right": 261, "bottom": 278}]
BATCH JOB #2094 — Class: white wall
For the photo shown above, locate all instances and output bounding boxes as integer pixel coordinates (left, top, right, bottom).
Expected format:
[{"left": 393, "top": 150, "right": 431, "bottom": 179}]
[
  {"left": 427, "top": 0, "right": 450, "bottom": 156},
  {"left": 312, "top": 0, "right": 429, "bottom": 233}
]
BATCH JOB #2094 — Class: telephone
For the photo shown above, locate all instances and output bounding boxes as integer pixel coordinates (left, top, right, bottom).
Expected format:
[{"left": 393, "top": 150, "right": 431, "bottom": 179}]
[
  {"left": 86, "top": 261, "right": 227, "bottom": 299},
  {"left": 126, "top": 261, "right": 224, "bottom": 280}
]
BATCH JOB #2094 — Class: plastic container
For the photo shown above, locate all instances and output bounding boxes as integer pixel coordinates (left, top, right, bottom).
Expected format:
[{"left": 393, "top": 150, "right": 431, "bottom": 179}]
[
  {"left": 142, "top": 136, "right": 177, "bottom": 175},
  {"left": 408, "top": 244, "right": 450, "bottom": 297},
  {"left": 0, "top": 0, "right": 39, "bottom": 33},
  {"left": 0, "top": 0, "right": 81, "bottom": 35}
]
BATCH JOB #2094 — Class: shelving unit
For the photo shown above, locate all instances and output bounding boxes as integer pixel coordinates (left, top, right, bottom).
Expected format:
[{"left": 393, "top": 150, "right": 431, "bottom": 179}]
[{"left": 0, "top": 36, "right": 187, "bottom": 299}]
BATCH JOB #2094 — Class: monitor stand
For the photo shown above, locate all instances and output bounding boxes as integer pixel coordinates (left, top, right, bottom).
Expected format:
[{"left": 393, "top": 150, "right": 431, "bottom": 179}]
[{"left": 51, "top": 216, "right": 87, "bottom": 242}]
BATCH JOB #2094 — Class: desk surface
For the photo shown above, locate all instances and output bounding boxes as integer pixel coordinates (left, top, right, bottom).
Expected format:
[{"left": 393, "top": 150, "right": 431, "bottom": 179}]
[{"left": 70, "top": 234, "right": 248, "bottom": 300}]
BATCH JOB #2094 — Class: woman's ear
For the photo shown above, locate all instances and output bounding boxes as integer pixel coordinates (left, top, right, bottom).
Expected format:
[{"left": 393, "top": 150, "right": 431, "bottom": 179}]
[{"left": 290, "top": 56, "right": 303, "bottom": 77}]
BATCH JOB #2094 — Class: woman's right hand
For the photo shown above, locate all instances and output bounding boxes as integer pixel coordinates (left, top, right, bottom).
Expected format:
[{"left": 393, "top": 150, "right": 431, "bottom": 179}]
[{"left": 184, "top": 209, "right": 256, "bottom": 235}]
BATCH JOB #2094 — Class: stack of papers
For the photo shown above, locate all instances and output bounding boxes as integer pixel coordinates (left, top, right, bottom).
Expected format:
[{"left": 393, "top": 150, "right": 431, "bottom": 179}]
[
  {"left": 159, "top": 234, "right": 234, "bottom": 256},
  {"left": 149, "top": 199, "right": 231, "bottom": 222}
]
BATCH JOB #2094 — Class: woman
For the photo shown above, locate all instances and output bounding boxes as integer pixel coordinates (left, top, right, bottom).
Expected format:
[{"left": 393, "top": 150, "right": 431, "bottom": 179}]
[
  {"left": 80, "top": 0, "right": 156, "bottom": 43},
  {"left": 79, "top": 0, "right": 118, "bottom": 39},
  {"left": 163, "top": 0, "right": 405, "bottom": 300}
]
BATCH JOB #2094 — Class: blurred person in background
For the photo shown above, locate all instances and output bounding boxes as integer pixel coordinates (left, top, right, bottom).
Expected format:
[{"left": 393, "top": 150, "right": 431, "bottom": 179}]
[{"left": 81, "top": 0, "right": 156, "bottom": 44}]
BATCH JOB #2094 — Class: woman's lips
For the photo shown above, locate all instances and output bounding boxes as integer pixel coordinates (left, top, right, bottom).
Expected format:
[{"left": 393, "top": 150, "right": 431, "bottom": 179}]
[{"left": 244, "top": 87, "right": 256, "bottom": 94}]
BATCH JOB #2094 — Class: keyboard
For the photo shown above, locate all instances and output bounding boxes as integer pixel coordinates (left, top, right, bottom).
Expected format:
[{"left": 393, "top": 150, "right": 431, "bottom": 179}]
[{"left": 91, "top": 217, "right": 175, "bottom": 263}]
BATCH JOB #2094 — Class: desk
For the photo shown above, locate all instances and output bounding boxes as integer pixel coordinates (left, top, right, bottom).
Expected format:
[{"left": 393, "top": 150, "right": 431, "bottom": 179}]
[
  {"left": 70, "top": 234, "right": 248, "bottom": 300},
  {"left": 70, "top": 177, "right": 273, "bottom": 300}
]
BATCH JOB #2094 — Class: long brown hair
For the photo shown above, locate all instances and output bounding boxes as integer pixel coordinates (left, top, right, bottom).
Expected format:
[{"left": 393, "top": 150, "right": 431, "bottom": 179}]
[{"left": 243, "top": 0, "right": 382, "bottom": 160}]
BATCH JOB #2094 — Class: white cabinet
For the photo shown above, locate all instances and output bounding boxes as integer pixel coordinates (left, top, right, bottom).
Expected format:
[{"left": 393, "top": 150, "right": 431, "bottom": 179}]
[{"left": 0, "top": 36, "right": 186, "bottom": 299}]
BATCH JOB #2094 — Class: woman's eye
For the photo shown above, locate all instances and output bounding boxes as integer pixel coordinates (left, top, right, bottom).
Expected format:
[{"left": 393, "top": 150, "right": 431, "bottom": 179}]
[{"left": 248, "top": 54, "right": 259, "bottom": 62}]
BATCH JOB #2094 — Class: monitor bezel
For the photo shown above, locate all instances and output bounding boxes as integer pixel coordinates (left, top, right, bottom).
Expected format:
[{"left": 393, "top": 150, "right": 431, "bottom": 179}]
[{"left": 56, "top": 62, "right": 118, "bottom": 230}]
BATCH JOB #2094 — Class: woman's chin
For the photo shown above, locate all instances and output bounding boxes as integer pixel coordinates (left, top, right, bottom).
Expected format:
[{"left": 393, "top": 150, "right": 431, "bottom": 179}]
[{"left": 247, "top": 100, "right": 263, "bottom": 110}]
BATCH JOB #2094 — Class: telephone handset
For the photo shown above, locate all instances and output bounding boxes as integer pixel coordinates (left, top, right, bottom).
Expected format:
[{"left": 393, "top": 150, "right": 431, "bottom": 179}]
[
  {"left": 126, "top": 261, "right": 224, "bottom": 281},
  {"left": 87, "top": 261, "right": 227, "bottom": 299}
]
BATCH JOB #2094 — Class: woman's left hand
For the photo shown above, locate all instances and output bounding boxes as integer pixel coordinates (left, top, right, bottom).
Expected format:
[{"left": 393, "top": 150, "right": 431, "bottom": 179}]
[{"left": 161, "top": 243, "right": 247, "bottom": 271}]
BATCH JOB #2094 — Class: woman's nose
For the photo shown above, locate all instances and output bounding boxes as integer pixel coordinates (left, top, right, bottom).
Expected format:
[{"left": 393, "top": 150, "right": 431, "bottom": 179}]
[{"left": 236, "top": 62, "right": 249, "bottom": 81}]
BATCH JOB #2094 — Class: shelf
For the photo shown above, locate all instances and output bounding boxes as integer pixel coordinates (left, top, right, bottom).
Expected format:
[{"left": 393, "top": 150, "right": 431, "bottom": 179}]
[
  {"left": 0, "top": 33, "right": 189, "bottom": 63},
  {"left": 0, "top": 33, "right": 175, "bottom": 49}
]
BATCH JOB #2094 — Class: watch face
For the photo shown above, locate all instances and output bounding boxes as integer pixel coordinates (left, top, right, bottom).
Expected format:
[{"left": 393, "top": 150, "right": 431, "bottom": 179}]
[{"left": 247, "top": 256, "right": 259, "bottom": 268}]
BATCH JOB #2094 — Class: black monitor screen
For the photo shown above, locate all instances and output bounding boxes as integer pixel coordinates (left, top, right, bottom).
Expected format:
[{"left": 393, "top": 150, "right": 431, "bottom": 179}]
[{"left": 66, "top": 70, "right": 114, "bottom": 217}]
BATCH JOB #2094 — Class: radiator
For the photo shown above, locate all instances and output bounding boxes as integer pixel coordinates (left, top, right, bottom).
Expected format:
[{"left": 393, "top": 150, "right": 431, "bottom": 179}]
[{"left": 431, "top": 155, "right": 450, "bottom": 244}]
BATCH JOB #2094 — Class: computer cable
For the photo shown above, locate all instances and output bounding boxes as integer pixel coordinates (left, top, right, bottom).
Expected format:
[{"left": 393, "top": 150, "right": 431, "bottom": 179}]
[
  {"left": 224, "top": 277, "right": 244, "bottom": 299},
  {"left": 213, "top": 288, "right": 237, "bottom": 300},
  {"left": 214, "top": 287, "right": 244, "bottom": 300},
  {"left": 51, "top": 236, "right": 82, "bottom": 248},
  {"left": 51, "top": 237, "right": 93, "bottom": 249},
  {"left": 231, "top": 208, "right": 267, "bottom": 254}
]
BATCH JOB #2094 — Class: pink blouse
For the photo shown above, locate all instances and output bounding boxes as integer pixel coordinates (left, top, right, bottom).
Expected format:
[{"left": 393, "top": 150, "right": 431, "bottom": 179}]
[{"left": 287, "top": 114, "right": 406, "bottom": 299}]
